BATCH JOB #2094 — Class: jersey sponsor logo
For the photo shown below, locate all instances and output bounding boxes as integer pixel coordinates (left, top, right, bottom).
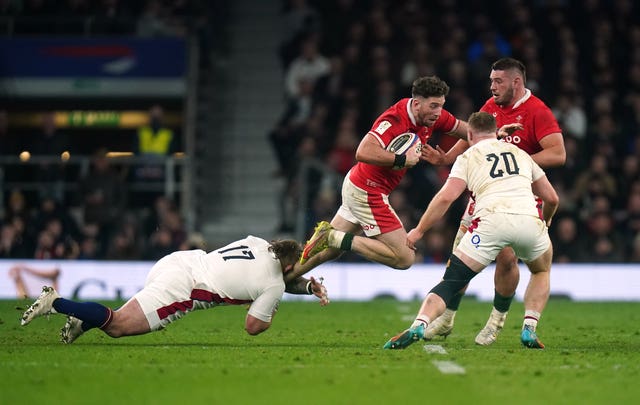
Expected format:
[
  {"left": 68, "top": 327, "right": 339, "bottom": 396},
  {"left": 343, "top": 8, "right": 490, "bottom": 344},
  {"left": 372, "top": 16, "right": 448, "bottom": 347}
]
[
  {"left": 471, "top": 234, "right": 481, "bottom": 248},
  {"left": 366, "top": 179, "right": 381, "bottom": 188},
  {"left": 374, "top": 120, "right": 392, "bottom": 134},
  {"left": 516, "top": 115, "right": 523, "bottom": 122},
  {"left": 502, "top": 135, "right": 522, "bottom": 144}
]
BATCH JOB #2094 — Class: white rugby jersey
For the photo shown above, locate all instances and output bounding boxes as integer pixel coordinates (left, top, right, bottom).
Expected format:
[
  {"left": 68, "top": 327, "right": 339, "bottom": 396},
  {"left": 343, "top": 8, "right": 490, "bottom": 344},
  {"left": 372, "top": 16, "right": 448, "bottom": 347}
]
[
  {"left": 449, "top": 138, "right": 545, "bottom": 218},
  {"left": 194, "top": 235, "right": 286, "bottom": 322}
]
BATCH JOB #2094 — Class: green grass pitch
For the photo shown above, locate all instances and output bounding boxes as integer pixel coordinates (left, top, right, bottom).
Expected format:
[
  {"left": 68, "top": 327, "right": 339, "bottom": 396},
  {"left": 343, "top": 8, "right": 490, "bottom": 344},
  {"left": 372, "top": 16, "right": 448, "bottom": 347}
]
[{"left": 1, "top": 298, "right": 639, "bottom": 404}]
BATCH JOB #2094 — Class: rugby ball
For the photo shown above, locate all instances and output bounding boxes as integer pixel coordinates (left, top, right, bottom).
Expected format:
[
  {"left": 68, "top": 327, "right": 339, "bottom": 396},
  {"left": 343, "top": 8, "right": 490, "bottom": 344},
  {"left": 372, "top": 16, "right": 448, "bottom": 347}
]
[{"left": 386, "top": 132, "right": 422, "bottom": 155}]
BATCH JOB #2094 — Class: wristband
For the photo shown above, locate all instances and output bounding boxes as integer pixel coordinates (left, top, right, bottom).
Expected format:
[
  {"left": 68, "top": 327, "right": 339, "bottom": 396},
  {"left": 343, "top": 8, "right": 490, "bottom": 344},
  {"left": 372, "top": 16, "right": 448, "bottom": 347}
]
[
  {"left": 393, "top": 154, "right": 406, "bottom": 170},
  {"left": 305, "top": 281, "right": 313, "bottom": 295}
]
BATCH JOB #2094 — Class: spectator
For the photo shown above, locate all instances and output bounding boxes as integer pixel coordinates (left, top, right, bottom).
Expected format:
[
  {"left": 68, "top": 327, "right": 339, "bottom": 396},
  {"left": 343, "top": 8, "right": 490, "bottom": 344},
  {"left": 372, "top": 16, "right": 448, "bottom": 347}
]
[
  {"left": 78, "top": 236, "right": 100, "bottom": 260},
  {"left": 284, "top": 36, "right": 330, "bottom": 101},
  {"left": 0, "top": 223, "right": 27, "bottom": 258},
  {"left": 30, "top": 112, "right": 70, "bottom": 201},
  {"left": 77, "top": 148, "right": 127, "bottom": 245},
  {"left": 551, "top": 216, "right": 584, "bottom": 263},
  {"left": 143, "top": 227, "right": 175, "bottom": 261},
  {"left": 584, "top": 211, "right": 626, "bottom": 262},
  {"left": 278, "top": 0, "right": 322, "bottom": 70},
  {"left": 133, "top": 104, "right": 178, "bottom": 183}
]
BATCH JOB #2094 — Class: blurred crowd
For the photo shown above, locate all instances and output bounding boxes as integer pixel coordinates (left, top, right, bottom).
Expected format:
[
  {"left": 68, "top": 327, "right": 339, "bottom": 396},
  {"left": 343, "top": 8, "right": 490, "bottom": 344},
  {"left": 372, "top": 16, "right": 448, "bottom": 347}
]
[
  {"left": 269, "top": 0, "right": 640, "bottom": 263},
  {"left": 0, "top": 0, "right": 218, "bottom": 261},
  {"left": 2, "top": 0, "right": 640, "bottom": 264}
]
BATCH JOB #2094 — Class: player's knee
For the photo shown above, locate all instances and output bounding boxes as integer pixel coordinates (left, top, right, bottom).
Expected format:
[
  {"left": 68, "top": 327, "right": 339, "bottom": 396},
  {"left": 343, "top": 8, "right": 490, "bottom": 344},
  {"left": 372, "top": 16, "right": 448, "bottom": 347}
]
[
  {"left": 430, "top": 254, "right": 477, "bottom": 304},
  {"left": 496, "top": 249, "right": 518, "bottom": 271},
  {"left": 392, "top": 249, "right": 415, "bottom": 270},
  {"left": 104, "top": 327, "right": 125, "bottom": 338}
]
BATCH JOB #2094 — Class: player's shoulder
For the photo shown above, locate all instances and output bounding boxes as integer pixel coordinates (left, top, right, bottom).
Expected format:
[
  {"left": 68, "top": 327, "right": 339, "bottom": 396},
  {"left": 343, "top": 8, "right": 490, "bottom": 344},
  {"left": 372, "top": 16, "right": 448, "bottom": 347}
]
[
  {"left": 522, "top": 93, "right": 553, "bottom": 112},
  {"left": 370, "top": 99, "right": 409, "bottom": 135}
]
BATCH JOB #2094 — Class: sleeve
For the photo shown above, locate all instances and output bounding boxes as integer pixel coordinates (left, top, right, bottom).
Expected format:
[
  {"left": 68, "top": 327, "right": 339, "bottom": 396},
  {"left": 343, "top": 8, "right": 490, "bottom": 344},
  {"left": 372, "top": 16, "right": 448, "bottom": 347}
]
[
  {"left": 531, "top": 159, "right": 546, "bottom": 182},
  {"left": 247, "top": 284, "right": 285, "bottom": 322},
  {"left": 435, "top": 109, "right": 460, "bottom": 134},
  {"left": 448, "top": 153, "right": 468, "bottom": 182},
  {"left": 533, "top": 104, "right": 562, "bottom": 142},
  {"left": 367, "top": 113, "right": 404, "bottom": 148}
]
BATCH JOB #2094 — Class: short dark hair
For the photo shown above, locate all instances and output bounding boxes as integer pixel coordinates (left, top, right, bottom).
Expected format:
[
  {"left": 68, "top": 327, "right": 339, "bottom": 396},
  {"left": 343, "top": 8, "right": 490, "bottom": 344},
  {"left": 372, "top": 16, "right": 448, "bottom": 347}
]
[
  {"left": 269, "top": 239, "right": 302, "bottom": 267},
  {"left": 491, "top": 57, "right": 527, "bottom": 83},
  {"left": 412, "top": 76, "right": 450, "bottom": 99},
  {"left": 468, "top": 111, "right": 497, "bottom": 133}
]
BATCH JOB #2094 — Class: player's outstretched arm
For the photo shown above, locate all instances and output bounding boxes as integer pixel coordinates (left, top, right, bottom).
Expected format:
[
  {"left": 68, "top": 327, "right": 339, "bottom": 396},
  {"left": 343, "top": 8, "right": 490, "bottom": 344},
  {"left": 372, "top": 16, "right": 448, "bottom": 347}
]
[{"left": 285, "top": 276, "right": 329, "bottom": 306}]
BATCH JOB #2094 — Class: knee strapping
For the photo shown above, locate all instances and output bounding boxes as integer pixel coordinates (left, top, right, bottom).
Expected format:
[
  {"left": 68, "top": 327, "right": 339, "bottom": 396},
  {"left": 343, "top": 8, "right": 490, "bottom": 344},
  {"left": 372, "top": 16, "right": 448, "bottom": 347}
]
[{"left": 430, "top": 254, "right": 478, "bottom": 304}]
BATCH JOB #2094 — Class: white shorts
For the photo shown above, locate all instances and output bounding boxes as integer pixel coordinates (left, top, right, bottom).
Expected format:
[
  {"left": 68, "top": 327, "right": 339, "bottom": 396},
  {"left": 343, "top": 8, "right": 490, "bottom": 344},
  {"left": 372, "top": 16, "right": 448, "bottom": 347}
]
[
  {"left": 336, "top": 176, "right": 402, "bottom": 237},
  {"left": 456, "top": 213, "right": 550, "bottom": 267},
  {"left": 132, "top": 250, "right": 219, "bottom": 331}
]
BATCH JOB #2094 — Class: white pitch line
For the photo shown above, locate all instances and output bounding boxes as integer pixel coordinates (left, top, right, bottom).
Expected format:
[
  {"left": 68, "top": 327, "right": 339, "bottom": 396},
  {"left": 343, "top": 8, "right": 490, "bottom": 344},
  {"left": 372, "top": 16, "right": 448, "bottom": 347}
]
[
  {"left": 423, "top": 344, "right": 447, "bottom": 354},
  {"left": 432, "top": 360, "right": 466, "bottom": 375},
  {"left": 423, "top": 345, "right": 466, "bottom": 374}
]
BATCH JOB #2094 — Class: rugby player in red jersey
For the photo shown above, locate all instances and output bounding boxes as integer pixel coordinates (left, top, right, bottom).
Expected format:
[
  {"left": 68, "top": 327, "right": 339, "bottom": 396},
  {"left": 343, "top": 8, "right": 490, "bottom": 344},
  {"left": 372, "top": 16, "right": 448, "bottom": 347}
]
[
  {"left": 422, "top": 58, "right": 566, "bottom": 345},
  {"left": 285, "top": 76, "right": 470, "bottom": 282}
]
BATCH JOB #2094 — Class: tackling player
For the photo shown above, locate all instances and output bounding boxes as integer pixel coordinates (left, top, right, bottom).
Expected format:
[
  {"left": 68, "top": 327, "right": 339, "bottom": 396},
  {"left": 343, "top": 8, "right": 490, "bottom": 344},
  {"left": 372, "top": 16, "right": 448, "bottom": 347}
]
[
  {"left": 422, "top": 58, "right": 565, "bottom": 345},
  {"left": 384, "top": 111, "right": 559, "bottom": 350},
  {"left": 21, "top": 236, "right": 329, "bottom": 343}
]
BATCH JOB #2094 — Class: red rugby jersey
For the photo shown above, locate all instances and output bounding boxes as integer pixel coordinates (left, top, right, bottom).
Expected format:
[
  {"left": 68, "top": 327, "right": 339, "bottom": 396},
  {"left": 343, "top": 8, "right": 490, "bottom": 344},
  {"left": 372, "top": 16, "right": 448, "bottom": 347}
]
[
  {"left": 348, "top": 98, "right": 459, "bottom": 194},
  {"left": 480, "top": 89, "right": 562, "bottom": 155}
]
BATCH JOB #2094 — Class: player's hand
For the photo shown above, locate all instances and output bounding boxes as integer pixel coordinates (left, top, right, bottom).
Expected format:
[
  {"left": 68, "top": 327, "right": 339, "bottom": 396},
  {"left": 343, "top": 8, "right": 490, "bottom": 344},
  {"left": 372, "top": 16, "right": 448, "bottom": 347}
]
[
  {"left": 421, "top": 144, "right": 448, "bottom": 165},
  {"left": 406, "top": 228, "right": 424, "bottom": 250},
  {"left": 403, "top": 144, "right": 421, "bottom": 168},
  {"left": 497, "top": 123, "right": 523, "bottom": 139},
  {"left": 310, "top": 276, "right": 330, "bottom": 306}
]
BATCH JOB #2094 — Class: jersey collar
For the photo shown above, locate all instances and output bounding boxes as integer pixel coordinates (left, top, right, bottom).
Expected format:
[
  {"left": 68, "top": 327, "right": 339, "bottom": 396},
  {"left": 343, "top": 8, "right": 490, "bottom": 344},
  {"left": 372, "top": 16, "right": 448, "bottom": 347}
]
[
  {"left": 512, "top": 88, "right": 532, "bottom": 109},
  {"left": 407, "top": 98, "right": 418, "bottom": 126}
]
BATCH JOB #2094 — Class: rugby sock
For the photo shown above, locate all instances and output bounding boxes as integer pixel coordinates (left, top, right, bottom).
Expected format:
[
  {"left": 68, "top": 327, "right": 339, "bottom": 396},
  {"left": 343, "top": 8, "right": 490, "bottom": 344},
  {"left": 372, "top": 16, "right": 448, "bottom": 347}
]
[
  {"left": 328, "top": 230, "right": 354, "bottom": 251},
  {"left": 53, "top": 298, "right": 114, "bottom": 329},
  {"left": 493, "top": 289, "right": 514, "bottom": 313},
  {"left": 523, "top": 310, "right": 540, "bottom": 330},
  {"left": 411, "top": 316, "right": 430, "bottom": 329},
  {"left": 446, "top": 292, "right": 463, "bottom": 310},
  {"left": 439, "top": 308, "right": 456, "bottom": 324}
]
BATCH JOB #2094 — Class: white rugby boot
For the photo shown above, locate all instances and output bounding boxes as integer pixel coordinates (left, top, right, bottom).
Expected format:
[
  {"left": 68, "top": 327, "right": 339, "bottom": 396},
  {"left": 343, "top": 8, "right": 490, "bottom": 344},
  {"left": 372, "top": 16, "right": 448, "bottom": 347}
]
[
  {"left": 60, "top": 316, "right": 84, "bottom": 344},
  {"left": 475, "top": 308, "right": 508, "bottom": 346},
  {"left": 21, "top": 286, "right": 59, "bottom": 326},
  {"left": 423, "top": 309, "right": 456, "bottom": 340}
]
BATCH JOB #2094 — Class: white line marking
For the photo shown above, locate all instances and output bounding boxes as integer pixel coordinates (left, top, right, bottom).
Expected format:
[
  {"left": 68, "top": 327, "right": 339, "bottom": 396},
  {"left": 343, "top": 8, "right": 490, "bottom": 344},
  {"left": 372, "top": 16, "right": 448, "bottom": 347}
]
[
  {"left": 432, "top": 360, "right": 466, "bottom": 374},
  {"left": 423, "top": 344, "right": 447, "bottom": 354}
]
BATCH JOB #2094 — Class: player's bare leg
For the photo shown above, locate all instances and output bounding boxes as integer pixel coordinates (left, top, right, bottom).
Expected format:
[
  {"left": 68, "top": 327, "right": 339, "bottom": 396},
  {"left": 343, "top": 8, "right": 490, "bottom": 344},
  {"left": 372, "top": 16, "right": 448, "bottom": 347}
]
[
  {"left": 286, "top": 216, "right": 361, "bottom": 282},
  {"left": 475, "top": 247, "right": 519, "bottom": 345},
  {"left": 520, "top": 246, "right": 552, "bottom": 349},
  {"left": 385, "top": 251, "right": 482, "bottom": 349},
  {"left": 349, "top": 228, "right": 415, "bottom": 270},
  {"left": 103, "top": 298, "right": 152, "bottom": 338}
]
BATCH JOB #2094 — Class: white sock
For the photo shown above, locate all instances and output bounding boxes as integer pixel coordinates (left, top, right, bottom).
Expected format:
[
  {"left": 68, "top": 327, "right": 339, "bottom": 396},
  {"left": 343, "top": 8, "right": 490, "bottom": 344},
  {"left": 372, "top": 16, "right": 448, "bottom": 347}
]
[
  {"left": 328, "top": 230, "right": 344, "bottom": 248},
  {"left": 440, "top": 308, "right": 456, "bottom": 322},
  {"left": 523, "top": 310, "right": 540, "bottom": 330},
  {"left": 491, "top": 307, "right": 508, "bottom": 319},
  {"left": 411, "top": 316, "right": 430, "bottom": 329}
]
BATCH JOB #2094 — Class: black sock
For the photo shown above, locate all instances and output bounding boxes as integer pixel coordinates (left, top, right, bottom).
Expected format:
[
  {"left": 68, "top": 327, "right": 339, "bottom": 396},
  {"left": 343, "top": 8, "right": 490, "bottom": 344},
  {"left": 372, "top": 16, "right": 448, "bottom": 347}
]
[
  {"left": 340, "top": 233, "right": 354, "bottom": 251},
  {"left": 446, "top": 291, "right": 464, "bottom": 311},
  {"left": 53, "top": 298, "right": 114, "bottom": 329},
  {"left": 493, "top": 289, "right": 514, "bottom": 313}
]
